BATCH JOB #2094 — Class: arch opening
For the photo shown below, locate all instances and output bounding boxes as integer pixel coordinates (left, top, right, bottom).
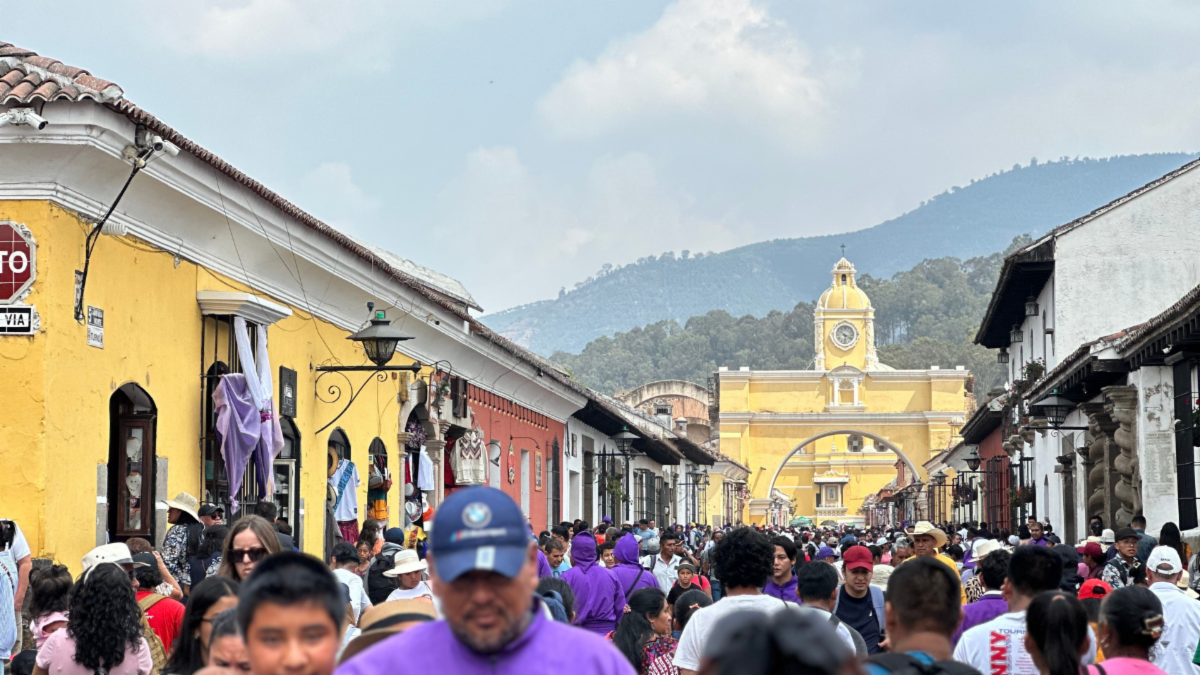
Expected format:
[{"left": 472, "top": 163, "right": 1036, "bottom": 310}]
[{"left": 766, "top": 429, "right": 925, "bottom": 500}]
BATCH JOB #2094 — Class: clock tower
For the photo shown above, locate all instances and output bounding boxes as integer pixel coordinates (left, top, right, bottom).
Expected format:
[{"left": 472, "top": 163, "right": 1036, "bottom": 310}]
[{"left": 813, "top": 257, "right": 882, "bottom": 371}]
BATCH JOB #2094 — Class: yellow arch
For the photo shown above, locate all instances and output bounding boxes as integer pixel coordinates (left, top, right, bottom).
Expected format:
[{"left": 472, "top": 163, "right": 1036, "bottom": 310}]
[{"left": 766, "top": 429, "right": 926, "bottom": 497}]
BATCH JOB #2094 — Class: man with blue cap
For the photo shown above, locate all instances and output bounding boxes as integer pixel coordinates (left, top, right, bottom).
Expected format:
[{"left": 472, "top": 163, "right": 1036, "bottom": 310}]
[{"left": 336, "top": 487, "right": 633, "bottom": 675}]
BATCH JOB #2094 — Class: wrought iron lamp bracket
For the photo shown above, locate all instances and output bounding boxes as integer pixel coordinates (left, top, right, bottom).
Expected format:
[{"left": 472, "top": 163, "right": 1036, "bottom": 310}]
[{"left": 314, "top": 362, "right": 422, "bottom": 434}]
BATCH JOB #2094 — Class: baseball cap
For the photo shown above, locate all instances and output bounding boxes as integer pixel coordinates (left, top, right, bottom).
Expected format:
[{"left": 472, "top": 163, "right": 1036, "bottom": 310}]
[
  {"left": 131, "top": 552, "right": 158, "bottom": 570},
  {"left": 843, "top": 545, "right": 873, "bottom": 571},
  {"left": 82, "top": 543, "right": 147, "bottom": 574},
  {"left": 1078, "top": 579, "right": 1113, "bottom": 600},
  {"left": 817, "top": 546, "right": 835, "bottom": 559},
  {"left": 1101, "top": 528, "right": 1116, "bottom": 544},
  {"left": 384, "top": 527, "right": 407, "bottom": 546},
  {"left": 198, "top": 504, "right": 222, "bottom": 518},
  {"left": 429, "top": 486, "right": 532, "bottom": 582},
  {"left": 1077, "top": 542, "right": 1104, "bottom": 559},
  {"left": 1114, "top": 527, "right": 1142, "bottom": 543},
  {"left": 1148, "top": 546, "right": 1183, "bottom": 575}
]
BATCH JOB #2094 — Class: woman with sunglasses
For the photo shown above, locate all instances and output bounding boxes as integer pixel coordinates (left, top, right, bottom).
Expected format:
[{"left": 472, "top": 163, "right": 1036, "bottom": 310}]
[
  {"left": 217, "top": 515, "right": 281, "bottom": 581},
  {"left": 163, "top": 577, "right": 240, "bottom": 675}
]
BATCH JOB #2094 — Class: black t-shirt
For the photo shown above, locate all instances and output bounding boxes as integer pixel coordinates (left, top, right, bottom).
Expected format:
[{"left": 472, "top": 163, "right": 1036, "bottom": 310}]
[{"left": 836, "top": 586, "right": 880, "bottom": 654}]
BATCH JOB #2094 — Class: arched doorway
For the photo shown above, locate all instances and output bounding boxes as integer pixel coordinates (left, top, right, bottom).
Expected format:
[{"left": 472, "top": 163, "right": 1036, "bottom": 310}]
[
  {"left": 274, "top": 417, "right": 301, "bottom": 539},
  {"left": 766, "top": 429, "right": 925, "bottom": 505},
  {"left": 108, "top": 383, "right": 157, "bottom": 542},
  {"left": 367, "top": 438, "right": 389, "bottom": 523}
]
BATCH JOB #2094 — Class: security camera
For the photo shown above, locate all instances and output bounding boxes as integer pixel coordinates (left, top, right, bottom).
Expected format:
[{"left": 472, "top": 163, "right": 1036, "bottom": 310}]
[
  {"left": 150, "top": 135, "right": 165, "bottom": 152},
  {"left": 23, "top": 111, "right": 47, "bottom": 130},
  {"left": 161, "top": 140, "right": 180, "bottom": 157}
]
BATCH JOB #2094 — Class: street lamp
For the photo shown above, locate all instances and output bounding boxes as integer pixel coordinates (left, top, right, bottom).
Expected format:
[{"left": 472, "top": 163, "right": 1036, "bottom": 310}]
[
  {"left": 315, "top": 303, "right": 422, "bottom": 434},
  {"left": 964, "top": 445, "right": 982, "bottom": 472},
  {"left": 348, "top": 303, "right": 413, "bottom": 366},
  {"left": 1009, "top": 325, "right": 1023, "bottom": 343},
  {"left": 997, "top": 348, "right": 1009, "bottom": 364},
  {"left": 613, "top": 427, "right": 639, "bottom": 456},
  {"left": 1025, "top": 296, "right": 1039, "bottom": 317},
  {"left": 1030, "top": 393, "right": 1073, "bottom": 428}
]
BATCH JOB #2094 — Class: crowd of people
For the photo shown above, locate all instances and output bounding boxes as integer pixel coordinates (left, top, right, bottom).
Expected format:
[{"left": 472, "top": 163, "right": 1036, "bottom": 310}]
[{"left": 4, "top": 490, "right": 1200, "bottom": 675}]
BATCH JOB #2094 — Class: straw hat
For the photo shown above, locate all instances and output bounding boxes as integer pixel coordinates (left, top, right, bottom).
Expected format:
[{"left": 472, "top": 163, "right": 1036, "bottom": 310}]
[
  {"left": 382, "top": 549, "right": 428, "bottom": 577},
  {"left": 338, "top": 600, "right": 437, "bottom": 663},
  {"left": 912, "top": 521, "right": 948, "bottom": 548},
  {"left": 164, "top": 492, "right": 200, "bottom": 522}
]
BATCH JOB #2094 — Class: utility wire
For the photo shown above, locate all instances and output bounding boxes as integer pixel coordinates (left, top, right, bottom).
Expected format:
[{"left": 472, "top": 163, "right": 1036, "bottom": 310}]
[{"left": 75, "top": 158, "right": 144, "bottom": 321}]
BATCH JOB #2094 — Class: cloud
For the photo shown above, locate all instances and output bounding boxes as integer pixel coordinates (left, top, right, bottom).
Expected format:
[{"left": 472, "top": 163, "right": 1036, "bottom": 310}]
[
  {"left": 293, "top": 162, "right": 380, "bottom": 237},
  {"left": 424, "top": 146, "right": 745, "bottom": 310},
  {"left": 537, "top": 0, "right": 828, "bottom": 141}
]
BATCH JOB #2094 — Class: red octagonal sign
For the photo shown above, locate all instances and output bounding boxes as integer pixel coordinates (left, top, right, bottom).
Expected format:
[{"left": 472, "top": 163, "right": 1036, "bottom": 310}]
[{"left": 0, "top": 220, "right": 36, "bottom": 305}]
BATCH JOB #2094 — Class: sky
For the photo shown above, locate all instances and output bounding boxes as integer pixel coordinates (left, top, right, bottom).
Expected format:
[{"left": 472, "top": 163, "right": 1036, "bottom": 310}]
[{"left": 5, "top": 1, "right": 1200, "bottom": 313}]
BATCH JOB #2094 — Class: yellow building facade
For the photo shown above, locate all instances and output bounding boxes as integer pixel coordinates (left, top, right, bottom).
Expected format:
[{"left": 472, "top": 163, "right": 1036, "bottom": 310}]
[
  {"left": 716, "top": 258, "right": 970, "bottom": 526},
  {"left": 0, "top": 46, "right": 587, "bottom": 573}
]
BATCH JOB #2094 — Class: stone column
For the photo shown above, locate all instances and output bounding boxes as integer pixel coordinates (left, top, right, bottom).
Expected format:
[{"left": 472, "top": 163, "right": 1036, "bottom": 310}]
[
  {"left": 1080, "top": 402, "right": 1121, "bottom": 529},
  {"left": 426, "top": 438, "right": 446, "bottom": 509},
  {"left": 1103, "top": 386, "right": 1141, "bottom": 524}
]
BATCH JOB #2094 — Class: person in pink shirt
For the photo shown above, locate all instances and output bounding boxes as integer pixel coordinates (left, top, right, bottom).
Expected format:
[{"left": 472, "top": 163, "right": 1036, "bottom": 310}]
[{"left": 1084, "top": 585, "right": 1170, "bottom": 675}]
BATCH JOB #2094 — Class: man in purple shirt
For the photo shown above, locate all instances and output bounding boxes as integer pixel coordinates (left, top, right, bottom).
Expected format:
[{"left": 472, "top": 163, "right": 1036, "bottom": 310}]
[
  {"left": 336, "top": 486, "right": 634, "bottom": 675},
  {"left": 763, "top": 535, "right": 800, "bottom": 602},
  {"left": 610, "top": 532, "right": 657, "bottom": 598},
  {"left": 951, "top": 541, "right": 1010, "bottom": 645},
  {"left": 1029, "top": 520, "right": 1050, "bottom": 546}
]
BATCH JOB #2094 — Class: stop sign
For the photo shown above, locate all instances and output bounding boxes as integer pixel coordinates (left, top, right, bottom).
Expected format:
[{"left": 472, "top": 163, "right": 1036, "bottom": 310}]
[{"left": 0, "top": 221, "right": 37, "bottom": 305}]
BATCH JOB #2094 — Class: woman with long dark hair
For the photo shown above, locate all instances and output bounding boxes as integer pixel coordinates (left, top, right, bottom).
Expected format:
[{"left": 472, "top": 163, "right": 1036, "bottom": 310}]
[
  {"left": 1091, "top": 585, "right": 1169, "bottom": 675},
  {"left": 217, "top": 516, "right": 281, "bottom": 582},
  {"left": 164, "top": 577, "right": 239, "bottom": 675},
  {"left": 32, "top": 564, "right": 150, "bottom": 675},
  {"left": 1157, "top": 522, "right": 1188, "bottom": 567},
  {"left": 1024, "top": 591, "right": 1090, "bottom": 675},
  {"left": 613, "top": 587, "right": 677, "bottom": 675}
]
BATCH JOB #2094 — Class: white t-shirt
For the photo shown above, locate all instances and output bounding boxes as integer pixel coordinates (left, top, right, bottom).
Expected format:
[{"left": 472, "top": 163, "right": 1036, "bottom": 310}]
[
  {"left": 954, "top": 610, "right": 1096, "bottom": 675},
  {"left": 332, "top": 568, "right": 372, "bottom": 623},
  {"left": 673, "top": 594, "right": 852, "bottom": 671},
  {"left": 329, "top": 461, "right": 361, "bottom": 522},
  {"left": 1149, "top": 581, "right": 1200, "bottom": 675},
  {"left": 4, "top": 521, "right": 30, "bottom": 561},
  {"left": 387, "top": 580, "right": 434, "bottom": 602},
  {"left": 639, "top": 553, "right": 681, "bottom": 593}
]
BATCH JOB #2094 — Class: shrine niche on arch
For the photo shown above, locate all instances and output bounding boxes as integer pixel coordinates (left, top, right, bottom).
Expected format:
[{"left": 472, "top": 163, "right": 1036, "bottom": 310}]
[{"left": 826, "top": 364, "right": 866, "bottom": 411}]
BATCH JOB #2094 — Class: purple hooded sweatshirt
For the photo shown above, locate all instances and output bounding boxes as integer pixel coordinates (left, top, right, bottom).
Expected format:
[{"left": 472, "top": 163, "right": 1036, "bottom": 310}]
[
  {"left": 537, "top": 549, "right": 553, "bottom": 579},
  {"left": 336, "top": 598, "right": 634, "bottom": 675},
  {"left": 562, "top": 532, "right": 625, "bottom": 635},
  {"left": 610, "top": 533, "right": 657, "bottom": 599}
]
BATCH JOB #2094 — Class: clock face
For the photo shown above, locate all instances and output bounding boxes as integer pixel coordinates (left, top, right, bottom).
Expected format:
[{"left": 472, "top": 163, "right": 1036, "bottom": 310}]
[{"left": 832, "top": 322, "right": 859, "bottom": 350}]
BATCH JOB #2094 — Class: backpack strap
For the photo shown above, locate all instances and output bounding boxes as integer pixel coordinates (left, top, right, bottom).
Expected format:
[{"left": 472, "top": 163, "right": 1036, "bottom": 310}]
[
  {"left": 138, "top": 593, "right": 167, "bottom": 611},
  {"left": 626, "top": 569, "right": 646, "bottom": 600},
  {"left": 870, "top": 585, "right": 887, "bottom": 631}
]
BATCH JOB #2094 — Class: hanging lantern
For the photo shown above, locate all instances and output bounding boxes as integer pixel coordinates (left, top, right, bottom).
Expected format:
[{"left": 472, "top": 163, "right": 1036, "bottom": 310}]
[{"left": 997, "top": 348, "right": 1010, "bottom": 364}]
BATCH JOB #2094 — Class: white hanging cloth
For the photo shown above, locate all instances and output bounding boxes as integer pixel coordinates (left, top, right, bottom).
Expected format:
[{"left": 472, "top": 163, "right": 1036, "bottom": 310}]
[
  {"left": 231, "top": 317, "right": 285, "bottom": 498},
  {"left": 417, "top": 447, "right": 435, "bottom": 491}
]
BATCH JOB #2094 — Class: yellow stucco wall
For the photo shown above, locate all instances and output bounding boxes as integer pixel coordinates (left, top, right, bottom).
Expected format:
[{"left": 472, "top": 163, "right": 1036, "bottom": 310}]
[{"left": 0, "top": 201, "right": 421, "bottom": 573}]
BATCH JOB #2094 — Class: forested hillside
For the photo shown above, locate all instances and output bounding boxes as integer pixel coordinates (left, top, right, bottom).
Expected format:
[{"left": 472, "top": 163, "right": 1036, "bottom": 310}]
[
  {"left": 486, "top": 153, "right": 1196, "bottom": 355},
  {"left": 550, "top": 236, "right": 1033, "bottom": 395}
]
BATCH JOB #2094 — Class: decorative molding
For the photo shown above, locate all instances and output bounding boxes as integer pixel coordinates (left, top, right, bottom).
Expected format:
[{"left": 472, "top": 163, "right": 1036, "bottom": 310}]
[
  {"left": 719, "top": 410, "right": 967, "bottom": 424},
  {"left": 196, "top": 291, "right": 292, "bottom": 325}
]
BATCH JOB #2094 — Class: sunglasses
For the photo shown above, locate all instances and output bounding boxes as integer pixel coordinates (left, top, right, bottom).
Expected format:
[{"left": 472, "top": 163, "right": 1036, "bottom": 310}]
[{"left": 231, "top": 547, "right": 269, "bottom": 563}]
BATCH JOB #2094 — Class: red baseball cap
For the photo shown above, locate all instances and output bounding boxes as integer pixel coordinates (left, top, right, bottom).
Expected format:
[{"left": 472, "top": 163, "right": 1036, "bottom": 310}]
[
  {"left": 843, "top": 545, "right": 873, "bottom": 571},
  {"left": 1077, "top": 542, "right": 1103, "bottom": 559},
  {"left": 1078, "top": 579, "right": 1113, "bottom": 600}
]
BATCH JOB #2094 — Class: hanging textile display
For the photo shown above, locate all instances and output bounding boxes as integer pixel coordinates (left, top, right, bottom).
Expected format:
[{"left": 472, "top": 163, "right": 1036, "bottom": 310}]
[
  {"left": 211, "top": 374, "right": 259, "bottom": 512},
  {"left": 456, "top": 427, "right": 487, "bottom": 485},
  {"left": 233, "top": 317, "right": 284, "bottom": 498},
  {"left": 416, "top": 448, "right": 435, "bottom": 491}
]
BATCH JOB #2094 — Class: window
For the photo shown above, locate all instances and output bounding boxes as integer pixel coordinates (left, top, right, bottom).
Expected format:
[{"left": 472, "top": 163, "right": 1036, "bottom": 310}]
[
  {"left": 825, "top": 486, "right": 839, "bottom": 505},
  {"left": 274, "top": 418, "right": 301, "bottom": 547},
  {"left": 548, "top": 437, "right": 562, "bottom": 524},
  {"left": 654, "top": 404, "right": 671, "bottom": 417}
]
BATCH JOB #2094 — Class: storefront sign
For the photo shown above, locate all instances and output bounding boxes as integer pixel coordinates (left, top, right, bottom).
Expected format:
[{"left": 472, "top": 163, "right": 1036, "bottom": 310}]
[
  {"left": 87, "top": 306, "right": 104, "bottom": 348},
  {"left": 0, "top": 221, "right": 36, "bottom": 305},
  {"left": 0, "top": 305, "right": 38, "bottom": 334}
]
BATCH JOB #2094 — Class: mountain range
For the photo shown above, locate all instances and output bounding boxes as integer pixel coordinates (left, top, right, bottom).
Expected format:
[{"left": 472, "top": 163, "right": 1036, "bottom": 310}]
[{"left": 483, "top": 153, "right": 1197, "bottom": 356}]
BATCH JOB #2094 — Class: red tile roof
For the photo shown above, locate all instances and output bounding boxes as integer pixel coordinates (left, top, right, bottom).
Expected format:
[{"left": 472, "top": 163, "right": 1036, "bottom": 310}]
[
  {"left": 0, "top": 41, "right": 604, "bottom": 408},
  {"left": 0, "top": 42, "right": 485, "bottom": 313}
]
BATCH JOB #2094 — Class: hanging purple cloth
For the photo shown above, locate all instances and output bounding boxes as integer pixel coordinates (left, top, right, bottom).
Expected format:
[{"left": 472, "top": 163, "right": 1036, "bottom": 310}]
[
  {"left": 562, "top": 532, "right": 624, "bottom": 635},
  {"left": 253, "top": 398, "right": 284, "bottom": 500},
  {"left": 212, "top": 373, "right": 260, "bottom": 512}
]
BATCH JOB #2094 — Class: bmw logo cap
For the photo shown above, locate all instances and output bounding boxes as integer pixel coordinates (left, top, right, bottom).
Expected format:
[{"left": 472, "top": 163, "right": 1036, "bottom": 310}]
[{"left": 430, "top": 486, "right": 531, "bottom": 582}]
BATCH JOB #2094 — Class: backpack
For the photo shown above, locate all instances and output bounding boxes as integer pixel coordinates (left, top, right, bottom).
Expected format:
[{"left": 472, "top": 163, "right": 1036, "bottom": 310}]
[
  {"left": 137, "top": 594, "right": 169, "bottom": 675},
  {"left": 833, "top": 584, "right": 887, "bottom": 632},
  {"left": 868, "top": 648, "right": 979, "bottom": 672},
  {"left": 867, "top": 652, "right": 982, "bottom": 675},
  {"left": 367, "top": 548, "right": 401, "bottom": 605}
]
